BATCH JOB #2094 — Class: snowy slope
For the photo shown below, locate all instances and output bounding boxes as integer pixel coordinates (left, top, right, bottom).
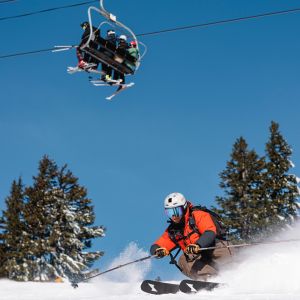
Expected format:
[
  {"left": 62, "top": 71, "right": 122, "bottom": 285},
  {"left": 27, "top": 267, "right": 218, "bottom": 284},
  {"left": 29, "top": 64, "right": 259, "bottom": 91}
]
[{"left": 1, "top": 225, "right": 300, "bottom": 300}]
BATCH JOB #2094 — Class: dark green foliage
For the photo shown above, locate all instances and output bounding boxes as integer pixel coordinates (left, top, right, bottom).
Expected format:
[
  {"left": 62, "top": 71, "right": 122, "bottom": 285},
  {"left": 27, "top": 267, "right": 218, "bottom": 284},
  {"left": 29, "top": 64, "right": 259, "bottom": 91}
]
[
  {"left": 0, "top": 156, "right": 105, "bottom": 281},
  {"left": 263, "top": 121, "right": 299, "bottom": 228},
  {"left": 0, "top": 179, "right": 29, "bottom": 279},
  {"left": 0, "top": 243, "right": 5, "bottom": 277},
  {"left": 216, "top": 137, "right": 266, "bottom": 241},
  {"left": 216, "top": 122, "right": 299, "bottom": 242}
]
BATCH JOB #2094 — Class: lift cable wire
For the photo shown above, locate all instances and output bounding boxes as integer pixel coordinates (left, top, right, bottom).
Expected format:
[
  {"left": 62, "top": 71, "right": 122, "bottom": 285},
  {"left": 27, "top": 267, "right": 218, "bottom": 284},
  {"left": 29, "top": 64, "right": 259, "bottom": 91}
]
[
  {"left": 1, "top": 6, "right": 300, "bottom": 59},
  {"left": 0, "top": 0, "right": 98, "bottom": 21},
  {"left": 136, "top": 6, "right": 300, "bottom": 37},
  {"left": 0, "top": 47, "right": 59, "bottom": 59},
  {"left": 0, "top": 0, "right": 18, "bottom": 4}
]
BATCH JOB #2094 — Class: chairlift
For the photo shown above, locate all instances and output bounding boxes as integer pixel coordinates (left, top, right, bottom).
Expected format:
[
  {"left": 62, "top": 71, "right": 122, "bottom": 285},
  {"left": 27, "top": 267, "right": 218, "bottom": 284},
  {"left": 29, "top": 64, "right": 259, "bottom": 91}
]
[
  {"left": 79, "top": 0, "right": 146, "bottom": 76},
  {"left": 54, "top": 0, "right": 146, "bottom": 99}
]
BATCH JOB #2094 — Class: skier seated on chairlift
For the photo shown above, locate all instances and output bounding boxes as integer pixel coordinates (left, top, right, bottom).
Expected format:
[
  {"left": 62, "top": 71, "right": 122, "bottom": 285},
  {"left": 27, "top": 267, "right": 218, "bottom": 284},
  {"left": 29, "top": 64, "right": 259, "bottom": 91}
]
[
  {"left": 97, "top": 31, "right": 139, "bottom": 87},
  {"left": 125, "top": 40, "right": 139, "bottom": 73},
  {"left": 150, "top": 192, "right": 234, "bottom": 281},
  {"left": 100, "top": 29, "right": 117, "bottom": 82},
  {"left": 77, "top": 21, "right": 100, "bottom": 70},
  {"left": 112, "top": 34, "right": 129, "bottom": 86},
  {"left": 111, "top": 35, "right": 139, "bottom": 89}
]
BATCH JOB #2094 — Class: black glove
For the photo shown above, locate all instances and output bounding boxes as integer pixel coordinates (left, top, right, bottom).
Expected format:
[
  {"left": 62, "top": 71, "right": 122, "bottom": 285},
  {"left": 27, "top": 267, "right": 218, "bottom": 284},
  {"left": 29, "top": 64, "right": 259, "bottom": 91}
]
[
  {"left": 154, "top": 247, "right": 169, "bottom": 258},
  {"left": 185, "top": 244, "right": 201, "bottom": 255}
]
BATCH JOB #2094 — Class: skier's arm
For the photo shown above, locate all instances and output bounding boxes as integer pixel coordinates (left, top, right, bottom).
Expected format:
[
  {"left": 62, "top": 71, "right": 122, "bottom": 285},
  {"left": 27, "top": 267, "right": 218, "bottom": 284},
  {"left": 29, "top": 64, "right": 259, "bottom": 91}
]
[
  {"left": 196, "top": 231, "right": 216, "bottom": 248},
  {"left": 150, "top": 230, "right": 177, "bottom": 256},
  {"left": 194, "top": 211, "right": 217, "bottom": 248}
]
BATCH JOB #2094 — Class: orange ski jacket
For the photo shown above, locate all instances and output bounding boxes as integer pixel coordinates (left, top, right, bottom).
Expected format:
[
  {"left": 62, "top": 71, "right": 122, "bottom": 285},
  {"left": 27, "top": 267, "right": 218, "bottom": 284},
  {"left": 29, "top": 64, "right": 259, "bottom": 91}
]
[{"left": 152, "top": 203, "right": 217, "bottom": 252}]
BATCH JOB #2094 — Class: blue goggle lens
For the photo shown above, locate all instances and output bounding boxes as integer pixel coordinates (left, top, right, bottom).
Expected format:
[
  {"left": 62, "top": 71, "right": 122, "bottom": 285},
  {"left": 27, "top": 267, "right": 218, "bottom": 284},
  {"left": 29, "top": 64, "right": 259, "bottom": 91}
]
[{"left": 165, "top": 206, "right": 184, "bottom": 218}]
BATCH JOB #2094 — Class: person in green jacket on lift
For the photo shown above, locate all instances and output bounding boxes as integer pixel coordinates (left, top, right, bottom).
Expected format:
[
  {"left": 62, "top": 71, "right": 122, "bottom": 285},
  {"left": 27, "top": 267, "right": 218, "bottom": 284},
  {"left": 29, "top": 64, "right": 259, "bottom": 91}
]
[{"left": 126, "top": 40, "right": 139, "bottom": 73}]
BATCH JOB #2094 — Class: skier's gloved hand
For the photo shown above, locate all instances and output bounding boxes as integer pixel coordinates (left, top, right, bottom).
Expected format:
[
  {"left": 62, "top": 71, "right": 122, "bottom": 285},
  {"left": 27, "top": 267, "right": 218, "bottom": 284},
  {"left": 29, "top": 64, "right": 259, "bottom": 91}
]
[
  {"left": 154, "top": 247, "right": 169, "bottom": 258},
  {"left": 185, "top": 244, "right": 201, "bottom": 255}
]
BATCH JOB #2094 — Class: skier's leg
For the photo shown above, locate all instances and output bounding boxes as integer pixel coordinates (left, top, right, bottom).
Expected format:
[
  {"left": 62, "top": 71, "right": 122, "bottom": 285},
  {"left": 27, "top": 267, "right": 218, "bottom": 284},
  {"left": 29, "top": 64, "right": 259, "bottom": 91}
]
[
  {"left": 113, "top": 70, "right": 120, "bottom": 81},
  {"left": 212, "top": 240, "right": 235, "bottom": 267},
  {"left": 76, "top": 48, "right": 82, "bottom": 63},
  {"left": 115, "top": 73, "right": 125, "bottom": 91},
  {"left": 84, "top": 52, "right": 91, "bottom": 63},
  {"left": 76, "top": 49, "right": 90, "bottom": 69},
  {"left": 120, "top": 73, "right": 125, "bottom": 84},
  {"left": 89, "top": 57, "right": 99, "bottom": 69},
  {"left": 178, "top": 252, "right": 218, "bottom": 280},
  {"left": 101, "top": 63, "right": 109, "bottom": 80},
  {"left": 107, "top": 66, "right": 113, "bottom": 78}
]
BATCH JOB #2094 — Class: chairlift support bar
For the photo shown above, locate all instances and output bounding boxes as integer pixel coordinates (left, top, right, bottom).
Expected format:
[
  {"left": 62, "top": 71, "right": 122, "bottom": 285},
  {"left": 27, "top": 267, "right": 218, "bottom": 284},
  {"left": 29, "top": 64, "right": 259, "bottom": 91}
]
[{"left": 82, "top": 46, "right": 134, "bottom": 74}]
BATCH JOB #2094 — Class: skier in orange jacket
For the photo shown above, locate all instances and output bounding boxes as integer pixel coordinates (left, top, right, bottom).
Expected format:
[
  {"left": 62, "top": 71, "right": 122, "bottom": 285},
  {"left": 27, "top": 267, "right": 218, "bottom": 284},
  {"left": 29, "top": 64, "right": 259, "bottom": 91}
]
[{"left": 150, "top": 192, "right": 233, "bottom": 280}]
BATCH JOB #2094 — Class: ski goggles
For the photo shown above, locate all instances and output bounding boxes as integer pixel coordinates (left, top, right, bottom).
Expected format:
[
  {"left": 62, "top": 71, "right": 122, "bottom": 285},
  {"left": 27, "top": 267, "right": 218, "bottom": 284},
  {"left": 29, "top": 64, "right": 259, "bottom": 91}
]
[{"left": 165, "top": 206, "right": 185, "bottom": 219}]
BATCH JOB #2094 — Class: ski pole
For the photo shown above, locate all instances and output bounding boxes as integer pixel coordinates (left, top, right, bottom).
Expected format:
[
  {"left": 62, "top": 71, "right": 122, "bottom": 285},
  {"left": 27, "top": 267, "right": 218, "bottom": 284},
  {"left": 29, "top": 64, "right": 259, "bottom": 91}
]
[
  {"left": 199, "top": 238, "right": 300, "bottom": 252},
  {"left": 71, "top": 254, "right": 156, "bottom": 288}
]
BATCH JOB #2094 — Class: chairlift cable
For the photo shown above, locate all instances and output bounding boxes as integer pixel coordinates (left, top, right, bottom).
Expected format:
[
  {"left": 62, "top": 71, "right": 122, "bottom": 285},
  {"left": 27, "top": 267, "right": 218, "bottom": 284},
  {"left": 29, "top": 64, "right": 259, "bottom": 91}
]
[
  {"left": 0, "top": 0, "right": 18, "bottom": 4},
  {"left": 0, "top": 47, "right": 71, "bottom": 59},
  {"left": 0, "top": 0, "right": 98, "bottom": 21},
  {"left": 1, "top": 6, "right": 300, "bottom": 59},
  {"left": 136, "top": 6, "right": 300, "bottom": 37}
]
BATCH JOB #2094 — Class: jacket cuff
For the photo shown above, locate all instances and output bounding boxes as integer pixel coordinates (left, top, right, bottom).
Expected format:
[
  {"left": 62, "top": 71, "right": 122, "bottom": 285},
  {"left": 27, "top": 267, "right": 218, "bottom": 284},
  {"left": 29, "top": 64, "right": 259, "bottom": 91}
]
[{"left": 150, "top": 244, "right": 160, "bottom": 255}]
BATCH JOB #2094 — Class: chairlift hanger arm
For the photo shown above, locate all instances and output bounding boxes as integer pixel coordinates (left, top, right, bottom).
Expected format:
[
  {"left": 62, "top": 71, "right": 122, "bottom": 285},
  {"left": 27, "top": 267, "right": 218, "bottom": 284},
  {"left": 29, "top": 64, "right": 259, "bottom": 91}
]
[
  {"left": 99, "top": 0, "right": 142, "bottom": 70},
  {"left": 81, "top": 1, "right": 139, "bottom": 53},
  {"left": 99, "top": 0, "right": 116, "bottom": 22},
  {"left": 100, "top": 0, "right": 139, "bottom": 46}
]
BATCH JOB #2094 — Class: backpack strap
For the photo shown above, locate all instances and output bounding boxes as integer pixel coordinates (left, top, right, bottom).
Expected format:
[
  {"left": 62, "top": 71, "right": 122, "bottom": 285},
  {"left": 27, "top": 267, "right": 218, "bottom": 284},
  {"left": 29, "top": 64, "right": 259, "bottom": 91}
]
[
  {"left": 169, "top": 248, "right": 182, "bottom": 272},
  {"left": 167, "top": 224, "right": 186, "bottom": 271},
  {"left": 188, "top": 212, "right": 201, "bottom": 235}
]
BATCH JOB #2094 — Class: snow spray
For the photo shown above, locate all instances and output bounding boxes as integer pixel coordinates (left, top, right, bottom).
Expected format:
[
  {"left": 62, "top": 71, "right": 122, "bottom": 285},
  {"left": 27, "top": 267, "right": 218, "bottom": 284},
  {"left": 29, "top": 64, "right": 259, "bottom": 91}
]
[
  {"left": 103, "top": 242, "right": 152, "bottom": 283},
  {"left": 214, "top": 222, "right": 300, "bottom": 297}
]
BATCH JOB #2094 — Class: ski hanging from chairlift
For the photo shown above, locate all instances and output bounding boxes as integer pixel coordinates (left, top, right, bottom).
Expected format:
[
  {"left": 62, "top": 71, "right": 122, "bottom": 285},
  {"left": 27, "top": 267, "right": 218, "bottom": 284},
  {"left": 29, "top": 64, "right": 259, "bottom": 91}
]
[{"left": 56, "top": 0, "right": 146, "bottom": 100}]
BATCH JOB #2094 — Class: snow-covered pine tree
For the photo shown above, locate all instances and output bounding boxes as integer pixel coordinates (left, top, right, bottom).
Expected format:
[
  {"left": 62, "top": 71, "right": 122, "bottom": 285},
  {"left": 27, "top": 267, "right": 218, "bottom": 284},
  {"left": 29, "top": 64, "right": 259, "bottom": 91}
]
[
  {"left": 0, "top": 243, "right": 5, "bottom": 277},
  {"left": 0, "top": 179, "right": 30, "bottom": 280},
  {"left": 0, "top": 208, "right": 6, "bottom": 277},
  {"left": 48, "top": 161, "right": 105, "bottom": 281},
  {"left": 216, "top": 137, "right": 266, "bottom": 242},
  {"left": 22, "top": 156, "right": 105, "bottom": 281},
  {"left": 263, "top": 121, "right": 299, "bottom": 229}
]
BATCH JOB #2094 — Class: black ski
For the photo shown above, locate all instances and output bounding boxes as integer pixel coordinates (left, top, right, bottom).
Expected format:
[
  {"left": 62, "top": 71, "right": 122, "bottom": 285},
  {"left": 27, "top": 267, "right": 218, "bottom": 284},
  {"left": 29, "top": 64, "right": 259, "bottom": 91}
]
[
  {"left": 140, "top": 280, "right": 179, "bottom": 295},
  {"left": 179, "top": 279, "right": 220, "bottom": 293},
  {"left": 141, "top": 279, "right": 221, "bottom": 295}
]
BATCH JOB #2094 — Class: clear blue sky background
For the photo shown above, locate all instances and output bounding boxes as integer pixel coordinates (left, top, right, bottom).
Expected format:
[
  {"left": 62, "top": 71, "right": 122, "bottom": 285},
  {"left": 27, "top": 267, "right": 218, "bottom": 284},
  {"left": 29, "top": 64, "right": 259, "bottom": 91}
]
[{"left": 1, "top": 0, "right": 300, "bottom": 280}]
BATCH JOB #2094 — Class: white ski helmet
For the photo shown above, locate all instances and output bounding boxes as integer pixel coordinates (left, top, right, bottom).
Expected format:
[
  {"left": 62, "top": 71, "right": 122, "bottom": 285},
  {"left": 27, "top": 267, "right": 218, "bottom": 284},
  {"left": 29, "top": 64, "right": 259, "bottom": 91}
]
[
  {"left": 164, "top": 192, "right": 187, "bottom": 209},
  {"left": 119, "top": 34, "right": 127, "bottom": 41}
]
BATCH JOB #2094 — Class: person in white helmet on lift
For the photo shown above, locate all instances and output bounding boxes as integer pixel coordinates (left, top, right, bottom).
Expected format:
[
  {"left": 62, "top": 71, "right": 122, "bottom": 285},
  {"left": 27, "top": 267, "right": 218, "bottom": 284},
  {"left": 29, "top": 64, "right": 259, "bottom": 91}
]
[
  {"left": 150, "top": 192, "right": 233, "bottom": 280},
  {"left": 113, "top": 35, "right": 129, "bottom": 89}
]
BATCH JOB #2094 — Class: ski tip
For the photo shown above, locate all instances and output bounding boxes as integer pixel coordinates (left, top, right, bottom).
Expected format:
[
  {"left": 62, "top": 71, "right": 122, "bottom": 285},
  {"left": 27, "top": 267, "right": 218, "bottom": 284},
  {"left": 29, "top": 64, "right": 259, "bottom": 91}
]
[{"left": 141, "top": 280, "right": 179, "bottom": 295}]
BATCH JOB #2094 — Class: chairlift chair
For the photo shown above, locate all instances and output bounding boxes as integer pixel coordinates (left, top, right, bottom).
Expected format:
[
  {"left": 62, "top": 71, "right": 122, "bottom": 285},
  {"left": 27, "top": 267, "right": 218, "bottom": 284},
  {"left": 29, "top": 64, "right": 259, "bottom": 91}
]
[{"left": 80, "top": 0, "right": 146, "bottom": 76}]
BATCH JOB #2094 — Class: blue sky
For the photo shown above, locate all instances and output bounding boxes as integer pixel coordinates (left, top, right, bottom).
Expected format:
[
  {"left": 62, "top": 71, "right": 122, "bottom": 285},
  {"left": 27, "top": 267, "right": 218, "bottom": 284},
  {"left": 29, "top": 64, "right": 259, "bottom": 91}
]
[{"left": 1, "top": 0, "right": 300, "bottom": 280}]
